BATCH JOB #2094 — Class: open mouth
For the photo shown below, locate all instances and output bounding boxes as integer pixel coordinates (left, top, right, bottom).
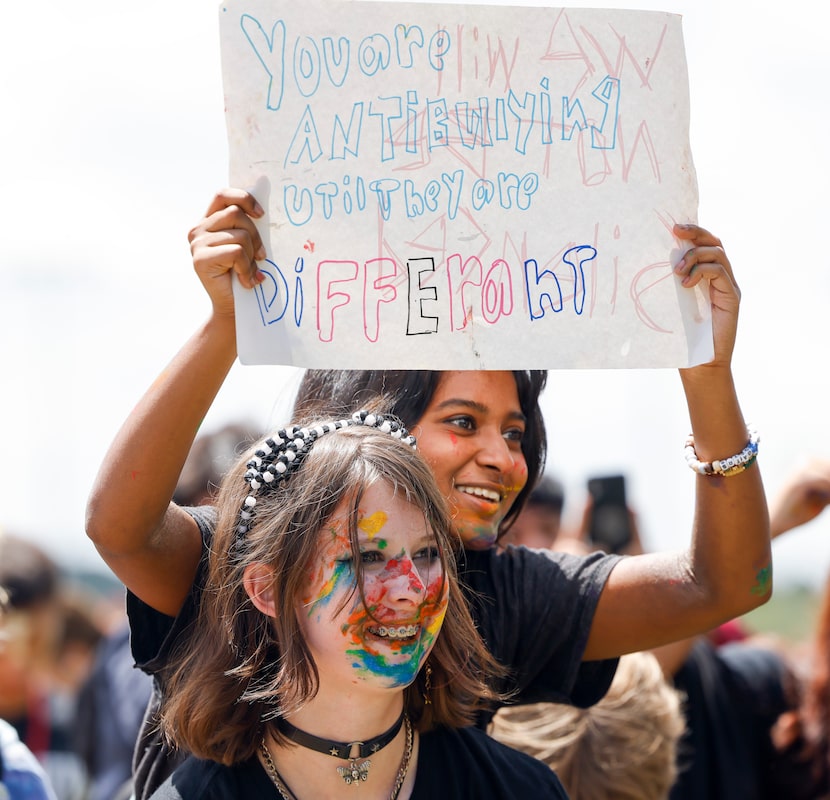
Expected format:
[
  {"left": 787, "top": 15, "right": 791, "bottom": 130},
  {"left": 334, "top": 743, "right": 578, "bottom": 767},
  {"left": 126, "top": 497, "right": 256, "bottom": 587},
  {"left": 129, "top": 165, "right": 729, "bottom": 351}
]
[
  {"left": 367, "top": 624, "right": 420, "bottom": 640},
  {"left": 457, "top": 485, "right": 502, "bottom": 503}
]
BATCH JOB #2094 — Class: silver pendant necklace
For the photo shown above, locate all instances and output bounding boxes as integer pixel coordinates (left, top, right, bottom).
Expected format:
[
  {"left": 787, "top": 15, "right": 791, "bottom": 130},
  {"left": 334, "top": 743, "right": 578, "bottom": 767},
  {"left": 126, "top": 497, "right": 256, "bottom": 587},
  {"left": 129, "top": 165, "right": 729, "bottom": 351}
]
[{"left": 260, "top": 714, "right": 413, "bottom": 800}]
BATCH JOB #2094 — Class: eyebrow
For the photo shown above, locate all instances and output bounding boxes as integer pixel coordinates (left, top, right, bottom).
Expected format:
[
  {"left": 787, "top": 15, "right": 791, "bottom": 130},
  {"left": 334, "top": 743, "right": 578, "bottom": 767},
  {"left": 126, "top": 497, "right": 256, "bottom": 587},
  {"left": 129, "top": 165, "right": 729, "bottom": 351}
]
[
  {"left": 431, "top": 397, "right": 527, "bottom": 424},
  {"left": 356, "top": 534, "right": 436, "bottom": 550}
]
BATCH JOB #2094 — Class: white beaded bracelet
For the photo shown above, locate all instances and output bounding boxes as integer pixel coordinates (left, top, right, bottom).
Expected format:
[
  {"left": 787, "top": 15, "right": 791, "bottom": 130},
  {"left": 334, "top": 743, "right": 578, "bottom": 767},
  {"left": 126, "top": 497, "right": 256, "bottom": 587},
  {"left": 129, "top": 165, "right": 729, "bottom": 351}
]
[{"left": 684, "top": 426, "right": 760, "bottom": 477}]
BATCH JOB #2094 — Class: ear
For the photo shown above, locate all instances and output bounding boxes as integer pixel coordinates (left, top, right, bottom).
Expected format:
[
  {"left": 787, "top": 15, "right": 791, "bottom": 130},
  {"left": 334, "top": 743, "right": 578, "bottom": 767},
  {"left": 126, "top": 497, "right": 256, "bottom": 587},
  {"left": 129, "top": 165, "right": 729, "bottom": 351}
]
[{"left": 243, "top": 562, "right": 278, "bottom": 617}]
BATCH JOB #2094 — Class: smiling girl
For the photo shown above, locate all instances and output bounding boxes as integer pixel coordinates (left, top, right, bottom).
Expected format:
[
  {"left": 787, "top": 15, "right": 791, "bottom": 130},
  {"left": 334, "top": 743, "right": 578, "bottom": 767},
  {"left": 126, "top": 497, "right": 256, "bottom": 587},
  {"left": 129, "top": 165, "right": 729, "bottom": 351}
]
[
  {"left": 86, "top": 189, "right": 771, "bottom": 798},
  {"left": 147, "top": 415, "right": 567, "bottom": 799}
]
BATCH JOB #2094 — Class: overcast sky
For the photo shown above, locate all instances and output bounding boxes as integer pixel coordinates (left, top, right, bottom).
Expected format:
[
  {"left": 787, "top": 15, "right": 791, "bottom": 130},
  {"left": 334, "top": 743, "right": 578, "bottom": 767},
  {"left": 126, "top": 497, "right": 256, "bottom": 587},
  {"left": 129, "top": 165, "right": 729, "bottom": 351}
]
[{"left": 2, "top": 0, "right": 829, "bottom": 589}]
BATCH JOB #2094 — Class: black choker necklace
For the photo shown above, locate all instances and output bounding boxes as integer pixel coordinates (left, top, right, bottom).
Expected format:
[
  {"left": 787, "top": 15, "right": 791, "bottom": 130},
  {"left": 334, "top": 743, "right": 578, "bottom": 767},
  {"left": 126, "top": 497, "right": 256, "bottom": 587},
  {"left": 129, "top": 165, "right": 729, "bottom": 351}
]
[{"left": 275, "top": 709, "right": 406, "bottom": 786}]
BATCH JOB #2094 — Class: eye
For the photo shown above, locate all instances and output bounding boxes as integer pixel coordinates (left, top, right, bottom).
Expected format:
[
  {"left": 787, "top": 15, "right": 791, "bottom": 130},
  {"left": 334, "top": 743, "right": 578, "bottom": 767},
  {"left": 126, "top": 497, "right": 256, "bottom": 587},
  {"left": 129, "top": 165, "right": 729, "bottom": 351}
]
[
  {"left": 503, "top": 425, "right": 525, "bottom": 444},
  {"left": 445, "top": 415, "right": 476, "bottom": 432},
  {"left": 359, "top": 550, "right": 385, "bottom": 566},
  {"left": 414, "top": 546, "right": 441, "bottom": 563},
  {"left": 334, "top": 555, "right": 355, "bottom": 573}
]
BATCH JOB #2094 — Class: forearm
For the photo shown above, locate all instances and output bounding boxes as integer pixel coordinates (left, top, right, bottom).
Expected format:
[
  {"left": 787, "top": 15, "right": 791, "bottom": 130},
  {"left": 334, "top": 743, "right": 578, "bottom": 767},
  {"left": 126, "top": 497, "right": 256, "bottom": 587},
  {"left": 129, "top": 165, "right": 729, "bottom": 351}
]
[
  {"left": 587, "top": 371, "right": 770, "bottom": 660},
  {"left": 651, "top": 636, "right": 698, "bottom": 678},
  {"left": 86, "top": 313, "right": 236, "bottom": 559},
  {"left": 585, "top": 224, "right": 768, "bottom": 660},
  {"left": 680, "top": 364, "right": 772, "bottom": 615}
]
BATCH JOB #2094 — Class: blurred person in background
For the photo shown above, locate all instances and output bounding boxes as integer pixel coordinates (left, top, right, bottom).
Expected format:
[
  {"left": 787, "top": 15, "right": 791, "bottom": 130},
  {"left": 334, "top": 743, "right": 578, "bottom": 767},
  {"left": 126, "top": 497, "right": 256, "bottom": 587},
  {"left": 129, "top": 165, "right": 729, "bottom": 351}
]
[
  {"left": 0, "top": 584, "right": 59, "bottom": 800},
  {"left": 497, "top": 475, "right": 568, "bottom": 551},
  {"left": 74, "top": 618, "right": 152, "bottom": 800},
  {"left": 764, "top": 459, "right": 830, "bottom": 798},
  {"left": 76, "top": 423, "right": 260, "bottom": 800},
  {"left": 0, "top": 532, "right": 88, "bottom": 800},
  {"left": 503, "top": 465, "right": 828, "bottom": 798},
  {"left": 489, "top": 651, "right": 685, "bottom": 800}
]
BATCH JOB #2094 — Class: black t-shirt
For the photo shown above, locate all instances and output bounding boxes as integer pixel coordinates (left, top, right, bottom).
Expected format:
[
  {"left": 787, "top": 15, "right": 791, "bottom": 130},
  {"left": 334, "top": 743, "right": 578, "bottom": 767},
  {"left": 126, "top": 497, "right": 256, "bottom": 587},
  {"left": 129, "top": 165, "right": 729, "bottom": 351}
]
[
  {"left": 129, "top": 506, "right": 619, "bottom": 798},
  {"left": 670, "top": 639, "right": 795, "bottom": 800},
  {"left": 149, "top": 725, "right": 569, "bottom": 799},
  {"left": 459, "top": 545, "right": 620, "bottom": 718}
]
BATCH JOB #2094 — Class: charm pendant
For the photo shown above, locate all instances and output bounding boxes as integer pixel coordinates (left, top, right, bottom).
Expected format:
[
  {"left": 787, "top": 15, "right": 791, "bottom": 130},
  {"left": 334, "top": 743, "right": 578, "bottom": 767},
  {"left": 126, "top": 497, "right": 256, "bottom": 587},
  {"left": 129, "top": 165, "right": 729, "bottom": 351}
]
[{"left": 337, "top": 758, "right": 371, "bottom": 785}]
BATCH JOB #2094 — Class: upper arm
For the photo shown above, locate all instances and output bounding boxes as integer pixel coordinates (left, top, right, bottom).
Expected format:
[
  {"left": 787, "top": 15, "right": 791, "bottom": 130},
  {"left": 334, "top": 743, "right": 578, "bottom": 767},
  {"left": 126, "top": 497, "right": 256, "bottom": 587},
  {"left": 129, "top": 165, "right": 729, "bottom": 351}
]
[
  {"left": 93, "top": 502, "right": 204, "bottom": 618},
  {"left": 584, "top": 551, "right": 715, "bottom": 661}
]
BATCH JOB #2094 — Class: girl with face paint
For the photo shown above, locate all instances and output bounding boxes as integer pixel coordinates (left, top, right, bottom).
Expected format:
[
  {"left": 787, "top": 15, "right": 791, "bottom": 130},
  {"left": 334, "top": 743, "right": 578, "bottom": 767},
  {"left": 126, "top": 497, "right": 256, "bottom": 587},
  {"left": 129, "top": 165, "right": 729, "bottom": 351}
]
[
  {"left": 148, "top": 416, "right": 568, "bottom": 800},
  {"left": 88, "top": 189, "right": 770, "bottom": 798}
]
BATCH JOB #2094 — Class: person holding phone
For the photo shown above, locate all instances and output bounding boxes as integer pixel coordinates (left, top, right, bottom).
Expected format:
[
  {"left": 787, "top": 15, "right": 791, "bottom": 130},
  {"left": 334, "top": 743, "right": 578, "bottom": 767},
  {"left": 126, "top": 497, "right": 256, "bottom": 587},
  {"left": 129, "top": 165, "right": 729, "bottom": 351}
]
[
  {"left": 494, "top": 475, "right": 568, "bottom": 552},
  {"left": 586, "top": 475, "right": 637, "bottom": 555},
  {"left": 499, "top": 474, "right": 639, "bottom": 557}
]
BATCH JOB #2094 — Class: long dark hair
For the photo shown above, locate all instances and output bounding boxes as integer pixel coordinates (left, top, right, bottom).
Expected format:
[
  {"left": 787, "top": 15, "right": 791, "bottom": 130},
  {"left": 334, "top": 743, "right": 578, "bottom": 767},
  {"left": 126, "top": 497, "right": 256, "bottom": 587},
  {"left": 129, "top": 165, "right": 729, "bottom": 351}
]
[{"left": 292, "top": 370, "right": 547, "bottom": 532}]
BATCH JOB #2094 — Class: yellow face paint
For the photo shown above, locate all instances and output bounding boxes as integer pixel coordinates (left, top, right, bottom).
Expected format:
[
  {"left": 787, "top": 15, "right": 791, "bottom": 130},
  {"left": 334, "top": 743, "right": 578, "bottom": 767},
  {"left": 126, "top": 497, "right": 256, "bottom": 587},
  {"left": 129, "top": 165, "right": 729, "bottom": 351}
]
[{"left": 358, "top": 510, "right": 388, "bottom": 540}]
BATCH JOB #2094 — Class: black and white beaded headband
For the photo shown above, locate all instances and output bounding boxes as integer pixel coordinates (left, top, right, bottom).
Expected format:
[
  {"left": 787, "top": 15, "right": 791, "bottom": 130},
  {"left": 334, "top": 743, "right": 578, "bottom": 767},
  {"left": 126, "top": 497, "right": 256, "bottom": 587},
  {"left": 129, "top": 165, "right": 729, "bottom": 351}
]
[{"left": 237, "top": 411, "right": 417, "bottom": 536}]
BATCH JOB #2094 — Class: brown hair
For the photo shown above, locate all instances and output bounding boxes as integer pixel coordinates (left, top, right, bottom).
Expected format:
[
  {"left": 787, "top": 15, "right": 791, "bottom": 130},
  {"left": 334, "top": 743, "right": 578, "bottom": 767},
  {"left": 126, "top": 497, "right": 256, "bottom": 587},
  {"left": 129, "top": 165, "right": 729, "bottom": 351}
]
[{"left": 159, "top": 422, "right": 503, "bottom": 764}]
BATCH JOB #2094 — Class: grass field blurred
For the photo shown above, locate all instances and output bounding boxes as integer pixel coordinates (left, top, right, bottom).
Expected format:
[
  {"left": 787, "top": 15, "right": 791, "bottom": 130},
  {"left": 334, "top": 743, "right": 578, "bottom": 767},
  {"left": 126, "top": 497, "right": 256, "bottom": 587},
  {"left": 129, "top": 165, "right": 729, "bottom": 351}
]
[{"left": 743, "top": 586, "right": 823, "bottom": 644}]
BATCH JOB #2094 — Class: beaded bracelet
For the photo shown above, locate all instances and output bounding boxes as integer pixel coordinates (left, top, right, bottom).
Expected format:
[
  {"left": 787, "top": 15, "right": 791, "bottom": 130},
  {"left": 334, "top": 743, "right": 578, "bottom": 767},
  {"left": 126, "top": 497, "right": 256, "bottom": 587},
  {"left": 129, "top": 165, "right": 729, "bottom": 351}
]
[{"left": 684, "top": 426, "right": 760, "bottom": 477}]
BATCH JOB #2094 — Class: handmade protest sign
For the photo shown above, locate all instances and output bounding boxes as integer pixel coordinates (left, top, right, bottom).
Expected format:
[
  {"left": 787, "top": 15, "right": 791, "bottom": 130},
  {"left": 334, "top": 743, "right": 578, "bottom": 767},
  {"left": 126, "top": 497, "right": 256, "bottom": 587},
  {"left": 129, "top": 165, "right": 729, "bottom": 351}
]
[{"left": 219, "top": 0, "right": 707, "bottom": 368}]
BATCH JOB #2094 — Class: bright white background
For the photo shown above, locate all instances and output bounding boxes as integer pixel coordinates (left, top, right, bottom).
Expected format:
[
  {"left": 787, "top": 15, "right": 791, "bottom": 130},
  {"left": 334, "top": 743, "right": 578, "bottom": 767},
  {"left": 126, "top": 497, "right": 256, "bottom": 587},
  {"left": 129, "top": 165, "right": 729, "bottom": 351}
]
[{"left": 2, "top": 0, "right": 828, "bottom": 589}]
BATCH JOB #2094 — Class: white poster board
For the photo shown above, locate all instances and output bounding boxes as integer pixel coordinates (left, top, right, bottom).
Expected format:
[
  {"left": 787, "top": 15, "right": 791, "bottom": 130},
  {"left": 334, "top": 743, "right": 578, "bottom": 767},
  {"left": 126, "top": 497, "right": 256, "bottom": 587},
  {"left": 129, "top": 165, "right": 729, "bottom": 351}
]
[{"left": 219, "top": 1, "right": 709, "bottom": 368}]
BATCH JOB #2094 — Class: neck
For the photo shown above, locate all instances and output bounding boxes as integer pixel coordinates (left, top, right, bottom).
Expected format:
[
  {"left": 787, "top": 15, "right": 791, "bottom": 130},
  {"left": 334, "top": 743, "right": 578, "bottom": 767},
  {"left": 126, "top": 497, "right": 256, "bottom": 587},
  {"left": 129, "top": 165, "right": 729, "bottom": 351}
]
[
  {"left": 261, "top": 694, "right": 414, "bottom": 800},
  {"left": 285, "top": 685, "right": 405, "bottom": 743}
]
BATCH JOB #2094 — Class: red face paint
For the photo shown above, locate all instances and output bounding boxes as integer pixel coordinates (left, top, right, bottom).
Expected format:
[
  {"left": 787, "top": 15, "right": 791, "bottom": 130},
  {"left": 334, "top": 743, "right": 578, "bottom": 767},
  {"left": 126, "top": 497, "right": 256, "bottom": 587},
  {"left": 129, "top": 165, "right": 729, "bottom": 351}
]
[{"left": 298, "top": 483, "right": 448, "bottom": 690}]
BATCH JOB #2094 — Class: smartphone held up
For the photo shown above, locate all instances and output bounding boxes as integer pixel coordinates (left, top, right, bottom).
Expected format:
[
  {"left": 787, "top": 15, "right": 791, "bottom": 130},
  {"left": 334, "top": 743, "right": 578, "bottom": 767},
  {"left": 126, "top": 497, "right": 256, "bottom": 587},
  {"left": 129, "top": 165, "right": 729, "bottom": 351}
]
[{"left": 587, "top": 474, "right": 633, "bottom": 554}]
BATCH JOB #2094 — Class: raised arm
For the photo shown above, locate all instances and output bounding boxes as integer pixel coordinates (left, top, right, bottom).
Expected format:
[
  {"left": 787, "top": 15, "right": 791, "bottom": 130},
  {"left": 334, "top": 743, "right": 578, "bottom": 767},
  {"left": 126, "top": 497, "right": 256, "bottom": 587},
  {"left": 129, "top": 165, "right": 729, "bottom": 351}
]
[
  {"left": 585, "top": 224, "right": 772, "bottom": 660},
  {"left": 769, "top": 459, "right": 830, "bottom": 539},
  {"left": 85, "top": 189, "right": 265, "bottom": 617}
]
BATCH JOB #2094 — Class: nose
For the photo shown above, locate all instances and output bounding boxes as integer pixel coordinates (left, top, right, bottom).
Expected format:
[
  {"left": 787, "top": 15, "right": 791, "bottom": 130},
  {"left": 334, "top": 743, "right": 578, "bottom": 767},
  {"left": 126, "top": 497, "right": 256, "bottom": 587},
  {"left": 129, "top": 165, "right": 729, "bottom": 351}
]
[
  {"left": 475, "top": 426, "right": 516, "bottom": 475},
  {"left": 381, "top": 558, "right": 426, "bottom": 606}
]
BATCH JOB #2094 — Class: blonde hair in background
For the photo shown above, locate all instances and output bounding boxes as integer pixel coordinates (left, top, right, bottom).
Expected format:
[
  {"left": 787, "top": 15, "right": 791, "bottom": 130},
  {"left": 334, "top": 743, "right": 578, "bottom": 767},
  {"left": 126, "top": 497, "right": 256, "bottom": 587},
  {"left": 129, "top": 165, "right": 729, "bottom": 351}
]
[{"left": 489, "top": 652, "right": 685, "bottom": 800}]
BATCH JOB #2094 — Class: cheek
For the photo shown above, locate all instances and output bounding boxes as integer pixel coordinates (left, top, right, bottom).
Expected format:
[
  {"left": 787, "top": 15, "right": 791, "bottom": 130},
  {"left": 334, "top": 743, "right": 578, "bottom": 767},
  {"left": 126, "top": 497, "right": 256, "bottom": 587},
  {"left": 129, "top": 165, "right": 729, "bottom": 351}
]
[
  {"left": 429, "top": 463, "right": 457, "bottom": 501},
  {"left": 418, "top": 439, "right": 460, "bottom": 491},
  {"left": 302, "top": 526, "right": 355, "bottom": 610},
  {"left": 341, "top": 600, "right": 375, "bottom": 644},
  {"left": 419, "top": 577, "right": 449, "bottom": 636},
  {"left": 361, "top": 574, "right": 386, "bottom": 607},
  {"left": 422, "top": 573, "right": 447, "bottom": 616},
  {"left": 302, "top": 559, "right": 354, "bottom": 618},
  {"left": 506, "top": 456, "right": 528, "bottom": 495}
]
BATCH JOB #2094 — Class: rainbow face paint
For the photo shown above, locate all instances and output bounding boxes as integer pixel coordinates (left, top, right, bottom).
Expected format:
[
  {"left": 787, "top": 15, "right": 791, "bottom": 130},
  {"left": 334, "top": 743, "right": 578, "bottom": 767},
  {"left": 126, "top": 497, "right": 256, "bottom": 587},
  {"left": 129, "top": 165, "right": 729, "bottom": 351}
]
[
  {"left": 298, "top": 482, "right": 448, "bottom": 691},
  {"left": 344, "top": 550, "right": 447, "bottom": 687}
]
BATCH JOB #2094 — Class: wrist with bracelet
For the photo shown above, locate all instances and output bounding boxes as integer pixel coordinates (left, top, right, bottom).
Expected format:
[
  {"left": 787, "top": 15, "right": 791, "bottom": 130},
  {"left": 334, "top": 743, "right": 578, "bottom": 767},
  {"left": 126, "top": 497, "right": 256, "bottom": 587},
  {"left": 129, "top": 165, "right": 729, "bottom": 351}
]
[{"left": 684, "top": 426, "right": 759, "bottom": 477}]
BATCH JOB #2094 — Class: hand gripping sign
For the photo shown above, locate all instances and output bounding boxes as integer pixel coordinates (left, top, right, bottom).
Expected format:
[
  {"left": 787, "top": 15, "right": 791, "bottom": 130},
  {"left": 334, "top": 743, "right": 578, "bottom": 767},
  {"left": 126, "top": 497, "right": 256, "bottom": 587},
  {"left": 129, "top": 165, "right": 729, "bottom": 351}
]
[{"left": 219, "top": 0, "right": 707, "bottom": 369}]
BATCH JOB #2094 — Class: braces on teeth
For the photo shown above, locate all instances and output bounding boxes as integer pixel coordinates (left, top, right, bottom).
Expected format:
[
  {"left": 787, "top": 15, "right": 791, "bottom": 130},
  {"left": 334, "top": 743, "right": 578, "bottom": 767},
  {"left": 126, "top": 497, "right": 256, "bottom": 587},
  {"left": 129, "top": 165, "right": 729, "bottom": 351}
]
[{"left": 372, "top": 625, "right": 419, "bottom": 639}]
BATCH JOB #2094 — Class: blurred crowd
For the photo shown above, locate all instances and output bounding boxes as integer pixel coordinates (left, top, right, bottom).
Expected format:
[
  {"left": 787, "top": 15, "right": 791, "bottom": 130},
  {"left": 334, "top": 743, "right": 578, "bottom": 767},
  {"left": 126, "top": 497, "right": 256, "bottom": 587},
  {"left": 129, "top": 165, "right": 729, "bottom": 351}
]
[
  {"left": 493, "top": 459, "right": 830, "bottom": 799},
  {"left": 3, "top": 423, "right": 830, "bottom": 799},
  {"left": 0, "top": 423, "right": 255, "bottom": 800}
]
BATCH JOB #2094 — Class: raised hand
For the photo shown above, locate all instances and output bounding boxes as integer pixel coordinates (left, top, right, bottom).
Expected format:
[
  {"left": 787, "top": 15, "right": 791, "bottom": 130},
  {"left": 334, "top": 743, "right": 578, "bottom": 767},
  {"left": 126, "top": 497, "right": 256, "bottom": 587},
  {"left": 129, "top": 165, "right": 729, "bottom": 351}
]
[
  {"left": 770, "top": 459, "right": 830, "bottom": 539},
  {"left": 673, "top": 223, "right": 739, "bottom": 369},
  {"left": 188, "top": 188, "right": 267, "bottom": 318}
]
